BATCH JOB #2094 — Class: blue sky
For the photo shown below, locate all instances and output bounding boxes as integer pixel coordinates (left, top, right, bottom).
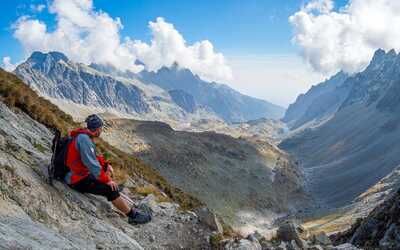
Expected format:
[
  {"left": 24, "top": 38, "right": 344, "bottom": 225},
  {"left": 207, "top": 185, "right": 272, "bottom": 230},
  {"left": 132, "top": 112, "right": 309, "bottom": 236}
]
[{"left": 0, "top": 0, "right": 351, "bottom": 106}]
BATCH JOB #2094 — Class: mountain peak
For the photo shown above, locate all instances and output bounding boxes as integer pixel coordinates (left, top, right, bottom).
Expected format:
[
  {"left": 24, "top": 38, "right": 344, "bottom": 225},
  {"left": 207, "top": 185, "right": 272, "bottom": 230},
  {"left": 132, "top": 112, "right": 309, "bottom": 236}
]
[
  {"left": 370, "top": 48, "right": 386, "bottom": 64},
  {"left": 388, "top": 48, "right": 397, "bottom": 56},
  {"left": 365, "top": 48, "right": 399, "bottom": 72},
  {"left": 28, "top": 51, "right": 69, "bottom": 64}
]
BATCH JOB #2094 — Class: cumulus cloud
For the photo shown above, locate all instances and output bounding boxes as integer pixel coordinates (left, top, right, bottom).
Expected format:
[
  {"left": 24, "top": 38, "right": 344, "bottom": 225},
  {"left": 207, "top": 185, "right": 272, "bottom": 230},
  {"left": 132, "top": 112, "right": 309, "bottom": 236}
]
[
  {"left": 1, "top": 57, "right": 17, "bottom": 72},
  {"left": 289, "top": 0, "right": 400, "bottom": 75},
  {"left": 127, "top": 17, "right": 232, "bottom": 82},
  {"left": 30, "top": 4, "right": 46, "bottom": 13},
  {"left": 12, "top": 0, "right": 232, "bottom": 82}
]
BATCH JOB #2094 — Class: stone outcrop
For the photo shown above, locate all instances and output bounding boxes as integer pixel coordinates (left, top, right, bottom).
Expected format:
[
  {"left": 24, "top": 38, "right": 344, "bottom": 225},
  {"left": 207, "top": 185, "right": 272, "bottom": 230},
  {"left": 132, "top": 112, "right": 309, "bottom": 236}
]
[{"left": 333, "top": 189, "right": 400, "bottom": 249}]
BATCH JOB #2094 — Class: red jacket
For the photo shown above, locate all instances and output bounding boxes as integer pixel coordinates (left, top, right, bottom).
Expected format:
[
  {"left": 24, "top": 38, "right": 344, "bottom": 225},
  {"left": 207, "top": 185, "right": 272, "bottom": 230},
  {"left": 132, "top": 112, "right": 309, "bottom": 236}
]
[{"left": 65, "top": 128, "right": 111, "bottom": 185}]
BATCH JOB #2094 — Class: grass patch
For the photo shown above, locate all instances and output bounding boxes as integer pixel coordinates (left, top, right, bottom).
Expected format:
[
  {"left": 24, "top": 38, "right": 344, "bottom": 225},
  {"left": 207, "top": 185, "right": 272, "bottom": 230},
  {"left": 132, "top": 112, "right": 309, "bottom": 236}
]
[
  {"left": 33, "top": 142, "right": 47, "bottom": 154},
  {"left": 210, "top": 233, "right": 224, "bottom": 250},
  {"left": 302, "top": 211, "right": 351, "bottom": 235},
  {"left": 135, "top": 184, "right": 171, "bottom": 203}
]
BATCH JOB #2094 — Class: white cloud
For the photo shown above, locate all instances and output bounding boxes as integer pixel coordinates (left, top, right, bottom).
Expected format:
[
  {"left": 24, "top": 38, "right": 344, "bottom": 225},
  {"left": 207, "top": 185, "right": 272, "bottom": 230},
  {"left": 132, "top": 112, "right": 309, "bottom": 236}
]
[
  {"left": 127, "top": 17, "right": 232, "bottom": 82},
  {"left": 12, "top": 0, "right": 232, "bottom": 83},
  {"left": 30, "top": 4, "right": 46, "bottom": 13},
  {"left": 289, "top": 0, "right": 400, "bottom": 75},
  {"left": 1, "top": 57, "right": 17, "bottom": 72}
]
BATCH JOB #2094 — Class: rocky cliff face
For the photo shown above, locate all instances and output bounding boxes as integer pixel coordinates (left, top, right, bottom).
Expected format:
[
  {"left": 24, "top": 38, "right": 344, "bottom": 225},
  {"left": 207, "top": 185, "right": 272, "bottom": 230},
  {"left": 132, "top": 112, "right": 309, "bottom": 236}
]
[
  {"left": 280, "top": 49, "right": 400, "bottom": 209},
  {"left": 283, "top": 71, "right": 349, "bottom": 129},
  {"left": 15, "top": 51, "right": 150, "bottom": 114},
  {"left": 333, "top": 188, "right": 400, "bottom": 249},
  {"left": 168, "top": 89, "right": 197, "bottom": 113}
]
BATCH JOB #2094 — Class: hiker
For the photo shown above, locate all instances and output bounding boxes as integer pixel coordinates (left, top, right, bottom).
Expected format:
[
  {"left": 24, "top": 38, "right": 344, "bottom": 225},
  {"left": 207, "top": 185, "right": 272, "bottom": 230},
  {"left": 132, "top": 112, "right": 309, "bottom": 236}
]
[{"left": 65, "top": 114, "right": 151, "bottom": 225}]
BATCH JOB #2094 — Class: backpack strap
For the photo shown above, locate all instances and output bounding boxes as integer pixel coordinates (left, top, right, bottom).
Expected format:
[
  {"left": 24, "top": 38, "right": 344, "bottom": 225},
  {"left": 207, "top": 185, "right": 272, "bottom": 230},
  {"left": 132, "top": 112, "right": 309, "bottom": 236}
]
[{"left": 48, "top": 129, "right": 61, "bottom": 185}]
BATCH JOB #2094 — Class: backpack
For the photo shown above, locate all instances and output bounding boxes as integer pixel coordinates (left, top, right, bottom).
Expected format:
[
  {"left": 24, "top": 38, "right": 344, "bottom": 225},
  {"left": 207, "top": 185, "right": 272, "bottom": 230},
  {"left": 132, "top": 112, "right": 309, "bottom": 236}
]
[{"left": 48, "top": 129, "right": 74, "bottom": 185}]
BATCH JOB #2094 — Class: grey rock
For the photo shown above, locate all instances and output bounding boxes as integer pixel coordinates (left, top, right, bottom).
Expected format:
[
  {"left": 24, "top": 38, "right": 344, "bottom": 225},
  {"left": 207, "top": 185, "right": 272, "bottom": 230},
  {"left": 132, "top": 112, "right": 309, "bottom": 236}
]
[
  {"left": 124, "top": 177, "right": 137, "bottom": 188},
  {"left": 248, "top": 230, "right": 264, "bottom": 242},
  {"left": 168, "top": 89, "right": 197, "bottom": 113},
  {"left": 379, "top": 223, "right": 400, "bottom": 248},
  {"left": 307, "top": 245, "right": 324, "bottom": 250},
  {"left": 276, "top": 221, "right": 305, "bottom": 248},
  {"left": 224, "top": 239, "right": 262, "bottom": 250},
  {"left": 286, "top": 240, "right": 301, "bottom": 250},
  {"left": 195, "top": 207, "right": 223, "bottom": 234},
  {"left": 332, "top": 243, "right": 361, "bottom": 250},
  {"left": 313, "top": 232, "right": 332, "bottom": 246}
]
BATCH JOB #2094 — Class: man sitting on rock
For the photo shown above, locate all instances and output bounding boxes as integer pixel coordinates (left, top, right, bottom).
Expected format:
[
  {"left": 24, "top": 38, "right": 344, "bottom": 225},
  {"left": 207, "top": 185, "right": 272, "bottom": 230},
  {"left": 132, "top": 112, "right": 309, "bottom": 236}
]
[{"left": 65, "top": 114, "right": 151, "bottom": 225}]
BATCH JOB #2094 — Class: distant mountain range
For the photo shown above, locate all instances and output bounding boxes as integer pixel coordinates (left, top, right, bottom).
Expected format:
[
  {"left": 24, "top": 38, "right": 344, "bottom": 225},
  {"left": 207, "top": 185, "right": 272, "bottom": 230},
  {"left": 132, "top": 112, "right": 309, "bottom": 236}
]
[
  {"left": 280, "top": 49, "right": 400, "bottom": 208},
  {"left": 136, "top": 63, "right": 285, "bottom": 122},
  {"left": 14, "top": 51, "right": 285, "bottom": 124}
]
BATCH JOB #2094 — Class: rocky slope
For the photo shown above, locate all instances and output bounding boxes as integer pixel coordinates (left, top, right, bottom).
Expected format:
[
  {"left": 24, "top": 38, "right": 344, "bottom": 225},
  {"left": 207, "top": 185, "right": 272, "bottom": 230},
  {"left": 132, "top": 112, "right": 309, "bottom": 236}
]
[
  {"left": 283, "top": 71, "right": 349, "bottom": 129},
  {"left": 0, "top": 100, "right": 215, "bottom": 249},
  {"left": 333, "top": 187, "right": 400, "bottom": 249},
  {"left": 302, "top": 164, "right": 400, "bottom": 237},
  {"left": 280, "top": 49, "right": 400, "bottom": 209},
  {"left": 101, "top": 118, "right": 312, "bottom": 234}
]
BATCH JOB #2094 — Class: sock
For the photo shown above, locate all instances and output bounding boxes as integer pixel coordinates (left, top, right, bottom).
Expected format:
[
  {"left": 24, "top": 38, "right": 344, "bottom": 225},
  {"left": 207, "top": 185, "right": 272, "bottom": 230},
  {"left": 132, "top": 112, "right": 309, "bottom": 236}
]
[{"left": 126, "top": 208, "right": 136, "bottom": 217}]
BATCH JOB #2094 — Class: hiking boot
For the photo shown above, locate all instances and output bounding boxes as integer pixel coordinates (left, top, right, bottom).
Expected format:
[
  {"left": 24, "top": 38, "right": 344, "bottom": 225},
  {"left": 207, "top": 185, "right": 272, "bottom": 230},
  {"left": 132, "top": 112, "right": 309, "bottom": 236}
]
[{"left": 128, "top": 209, "right": 152, "bottom": 225}]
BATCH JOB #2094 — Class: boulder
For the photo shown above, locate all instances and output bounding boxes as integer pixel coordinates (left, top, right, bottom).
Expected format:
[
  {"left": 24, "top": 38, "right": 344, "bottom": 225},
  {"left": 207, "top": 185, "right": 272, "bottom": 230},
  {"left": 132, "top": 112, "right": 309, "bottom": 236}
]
[
  {"left": 332, "top": 243, "right": 361, "bottom": 250},
  {"left": 224, "top": 239, "right": 262, "bottom": 250},
  {"left": 286, "top": 240, "right": 301, "bottom": 250},
  {"left": 313, "top": 232, "right": 332, "bottom": 246},
  {"left": 124, "top": 177, "right": 137, "bottom": 188},
  {"left": 195, "top": 207, "right": 223, "bottom": 234},
  {"left": 378, "top": 223, "right": 400, "bottom": 249},
  {"left": 307, "top": 245, "right": 324, "bottom": 250},
  {"left": 276, "top": 221, "right": 305, "bottom": 248}
]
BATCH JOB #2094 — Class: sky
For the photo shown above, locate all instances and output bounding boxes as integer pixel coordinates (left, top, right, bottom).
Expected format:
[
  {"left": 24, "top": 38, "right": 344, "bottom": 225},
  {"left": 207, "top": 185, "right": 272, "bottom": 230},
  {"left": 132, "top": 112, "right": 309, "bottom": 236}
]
[{"left": 2, "top": 0, "right": 399, "bottom": 107}]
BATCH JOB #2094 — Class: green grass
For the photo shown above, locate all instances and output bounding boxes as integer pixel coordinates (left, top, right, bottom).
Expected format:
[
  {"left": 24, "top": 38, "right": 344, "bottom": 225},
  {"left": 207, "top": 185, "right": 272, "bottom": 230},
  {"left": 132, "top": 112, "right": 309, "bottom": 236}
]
[{"left": 33, "top": 142, "right": 47, "bottom": 154}]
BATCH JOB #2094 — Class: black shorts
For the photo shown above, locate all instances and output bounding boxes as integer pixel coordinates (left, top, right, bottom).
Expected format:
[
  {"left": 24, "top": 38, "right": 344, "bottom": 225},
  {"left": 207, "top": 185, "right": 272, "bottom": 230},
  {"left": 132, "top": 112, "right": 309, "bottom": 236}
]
[{"left": 70, "top": 176, "right": 120, "bottom": 201}]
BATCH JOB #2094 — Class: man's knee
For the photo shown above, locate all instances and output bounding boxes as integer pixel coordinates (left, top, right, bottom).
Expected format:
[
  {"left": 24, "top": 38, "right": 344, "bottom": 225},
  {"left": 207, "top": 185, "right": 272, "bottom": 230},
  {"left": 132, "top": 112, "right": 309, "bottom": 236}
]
[{"left": 106, "top": 189, "right": 120, "bottom": 201}]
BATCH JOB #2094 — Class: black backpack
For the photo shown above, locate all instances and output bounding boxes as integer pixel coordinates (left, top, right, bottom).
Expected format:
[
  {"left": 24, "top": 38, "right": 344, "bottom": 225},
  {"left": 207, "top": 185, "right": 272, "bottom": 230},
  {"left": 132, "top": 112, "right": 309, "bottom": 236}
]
[{"left": 48, "top": 129, "right": 74, "bottom": 185}]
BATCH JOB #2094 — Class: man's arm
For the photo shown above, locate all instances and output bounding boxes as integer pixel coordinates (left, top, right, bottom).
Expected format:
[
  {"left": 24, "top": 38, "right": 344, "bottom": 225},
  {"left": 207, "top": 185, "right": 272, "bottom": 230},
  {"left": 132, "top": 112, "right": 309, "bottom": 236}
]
[{"left": 76, "top": 134, "right": 111, "bottom": 184}]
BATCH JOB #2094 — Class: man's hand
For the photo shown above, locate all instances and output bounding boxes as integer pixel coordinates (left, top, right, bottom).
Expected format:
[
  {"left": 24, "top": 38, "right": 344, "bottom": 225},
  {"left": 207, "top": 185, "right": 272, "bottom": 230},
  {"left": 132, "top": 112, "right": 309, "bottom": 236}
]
[
  {"left": 106, "top": 164, "right": 114, "bottom": 177},
  {"left": 107, "top": 180, "right": 118, "bottom": 191}
]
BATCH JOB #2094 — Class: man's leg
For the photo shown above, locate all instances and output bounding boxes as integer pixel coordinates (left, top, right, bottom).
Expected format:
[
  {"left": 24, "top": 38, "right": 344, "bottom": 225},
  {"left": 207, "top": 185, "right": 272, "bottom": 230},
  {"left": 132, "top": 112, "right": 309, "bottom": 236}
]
[
  {"left": 71, "top": 177, "right": 129, "bottom": 213},
  {"left": 111, "top": 196, "right": 130, "bottom": 214},
  {"left": 71, "top": 176, "right": 151, "bottom": 224}
]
